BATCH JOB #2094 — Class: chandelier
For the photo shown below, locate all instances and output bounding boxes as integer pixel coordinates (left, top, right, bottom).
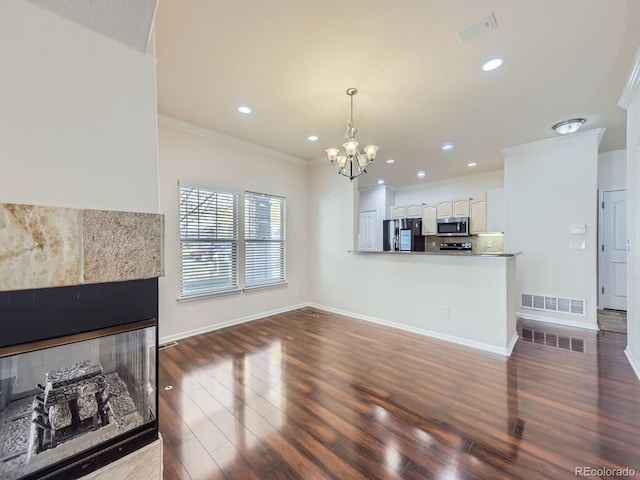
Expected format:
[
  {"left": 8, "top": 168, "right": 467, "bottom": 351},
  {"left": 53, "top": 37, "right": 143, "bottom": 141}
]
[{"left": 325, "top": 88, "right": 379, "bottom": 180}]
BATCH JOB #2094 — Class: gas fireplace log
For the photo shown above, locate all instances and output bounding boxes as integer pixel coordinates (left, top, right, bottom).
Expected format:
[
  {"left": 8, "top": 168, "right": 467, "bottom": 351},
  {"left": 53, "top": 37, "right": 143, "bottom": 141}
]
[
  {"left": 34, "top": 406, "right": 47, "bottom": 417},
  {"left": 32, "top": 418, "right": 51, "bottom": 431}
]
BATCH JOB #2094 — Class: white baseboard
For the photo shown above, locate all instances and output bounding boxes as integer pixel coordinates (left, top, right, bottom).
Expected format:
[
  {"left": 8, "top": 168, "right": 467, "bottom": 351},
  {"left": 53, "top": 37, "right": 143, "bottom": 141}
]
[
  {"left": 159, "top": 303, "right": 309, "bottom": 344},
  {"left": 310, "top": 303, "right": 515, "bottom": 356},
  {"left": 506, "top": 332, "right": 519, "bottom": 356},
  {"left": 517, "top": 311, "right": 599, "bottom": 331},
  {"left": 624, "top": 347, "right": 640, "bottom": 382}
]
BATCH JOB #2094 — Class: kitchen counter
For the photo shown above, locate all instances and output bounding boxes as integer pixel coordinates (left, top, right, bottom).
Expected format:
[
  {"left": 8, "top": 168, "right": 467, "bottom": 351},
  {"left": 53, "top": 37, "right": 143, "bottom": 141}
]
[{"left": 349, "top": 250, "right": 521, "bottom": 258}]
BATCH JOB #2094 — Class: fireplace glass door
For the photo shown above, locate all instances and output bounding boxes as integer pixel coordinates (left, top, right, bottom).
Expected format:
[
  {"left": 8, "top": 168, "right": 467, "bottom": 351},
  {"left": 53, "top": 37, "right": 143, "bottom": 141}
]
[{"left": 0, "top": 320, "right": 157, "bottom": 480}]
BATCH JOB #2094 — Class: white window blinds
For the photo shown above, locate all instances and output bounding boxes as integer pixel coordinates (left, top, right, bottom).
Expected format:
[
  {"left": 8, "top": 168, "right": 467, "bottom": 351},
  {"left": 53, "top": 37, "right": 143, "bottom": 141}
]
[
  {"left": 179, "top": 183, "right": 239, "bottom": 298},
  {"left": 244, "top": 191, "right": 286, "bottom": 289}
]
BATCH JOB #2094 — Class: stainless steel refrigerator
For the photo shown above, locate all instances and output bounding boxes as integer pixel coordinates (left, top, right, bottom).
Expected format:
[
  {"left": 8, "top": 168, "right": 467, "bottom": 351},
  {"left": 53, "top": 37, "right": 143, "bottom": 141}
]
[{"left": 383, "top": 219, "right": 425, "bottom": 252}]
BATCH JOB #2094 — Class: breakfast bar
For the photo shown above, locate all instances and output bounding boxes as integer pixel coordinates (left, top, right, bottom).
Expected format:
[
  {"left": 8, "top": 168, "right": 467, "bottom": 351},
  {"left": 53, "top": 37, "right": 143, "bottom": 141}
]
[{"left": 345, "top": 250, "right": 520, "bottom": 356}]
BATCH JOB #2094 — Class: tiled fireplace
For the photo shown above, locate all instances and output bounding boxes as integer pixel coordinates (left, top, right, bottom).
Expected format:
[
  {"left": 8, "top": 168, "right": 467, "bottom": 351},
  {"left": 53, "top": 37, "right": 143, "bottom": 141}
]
[{"left": 0, "top": 204, "right": 163, "bottom": 480}]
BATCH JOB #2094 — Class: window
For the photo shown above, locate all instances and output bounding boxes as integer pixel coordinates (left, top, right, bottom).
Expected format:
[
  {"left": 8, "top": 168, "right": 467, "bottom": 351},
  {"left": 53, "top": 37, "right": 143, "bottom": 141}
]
[
  {"left": 179, "top": 183, "right": 239, "bottom": 298},
  {"left": 244, "top": 191, "right": 286, "bottom": 289}
]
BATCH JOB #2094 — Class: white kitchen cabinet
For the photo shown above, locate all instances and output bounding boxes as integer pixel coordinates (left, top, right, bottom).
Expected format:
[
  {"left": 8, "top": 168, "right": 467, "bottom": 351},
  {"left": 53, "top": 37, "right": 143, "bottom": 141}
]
[
  {"left": 436, "top": 201, "right": 452, "bottom": 218},
  {"left": 421, "top": 205, "right": 436, "bottom": 235},
  {"left": 486, "top": 187, "right": 505, "bottom": 232},
  {"left": 470, "top": 200, "right": 487, "bottom": 234},
  {"left": 390, "top": 206, "right": 406, "bottom": 219},
  {"left": 453, "top": 198, "right": 470, "bottom": 217},
  {"left": 407, "top": 204, "right": 422, "bottom": 218}
]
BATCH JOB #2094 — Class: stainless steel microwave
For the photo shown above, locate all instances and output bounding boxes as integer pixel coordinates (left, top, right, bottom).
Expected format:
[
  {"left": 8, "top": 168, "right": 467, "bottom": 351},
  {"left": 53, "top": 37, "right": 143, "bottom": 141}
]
[{"left": 436, "top": 216, "right": 470, "bottom": 236}]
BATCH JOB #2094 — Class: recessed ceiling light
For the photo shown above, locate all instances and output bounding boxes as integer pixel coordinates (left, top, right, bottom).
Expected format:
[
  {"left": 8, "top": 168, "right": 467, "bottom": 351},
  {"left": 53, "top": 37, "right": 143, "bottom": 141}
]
[
  {"left": 552, "top": 118, "right": 586, "bottom": 135},
  {"left": 467, "top": 162, "right": 477, "bottom": 167},
  {"left": 482, "top": 58, "right": 503, "bottom": 71},
  {"left": 238, "top": 106, "right": 252, "bottom": 114},
  {"left": 442, "top": 143, "right": 454, "bottom": 151},
  {"left": 307, "top": 135, "right": 319, "bottom": 141},
  {"left": 377, "top": 179, "right": 384, "bottom": 185},
  {"left": 386, "top": 159, "right": 395, "bottom": 164},
  {"left": 417, "top": 171, "right": 426, "bottom": 178}
]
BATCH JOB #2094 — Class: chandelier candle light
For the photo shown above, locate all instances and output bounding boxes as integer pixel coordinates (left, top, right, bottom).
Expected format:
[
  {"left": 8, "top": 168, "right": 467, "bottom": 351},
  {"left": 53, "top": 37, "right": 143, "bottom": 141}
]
[{"left": 326, "top": 88, "right": 379, "bottom": 180}]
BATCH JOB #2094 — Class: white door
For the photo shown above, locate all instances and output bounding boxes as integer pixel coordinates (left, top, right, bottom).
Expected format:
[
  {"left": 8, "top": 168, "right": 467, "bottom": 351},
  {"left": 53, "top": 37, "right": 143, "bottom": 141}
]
[
  {"left": 600, "top": 190, "right": 627, "bottom": 310},
  {"left": 358, "top": 210, "right": 377, "bottom": 251}
]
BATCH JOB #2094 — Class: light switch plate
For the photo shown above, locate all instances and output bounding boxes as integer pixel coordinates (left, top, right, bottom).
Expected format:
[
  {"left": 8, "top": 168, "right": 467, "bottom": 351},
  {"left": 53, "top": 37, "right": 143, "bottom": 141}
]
[
  {"left": 570, "top": 239, "right": 586, "bottom": 250},
  {"left": 570, "top": 224, "right": 586, "bottom": 235}
]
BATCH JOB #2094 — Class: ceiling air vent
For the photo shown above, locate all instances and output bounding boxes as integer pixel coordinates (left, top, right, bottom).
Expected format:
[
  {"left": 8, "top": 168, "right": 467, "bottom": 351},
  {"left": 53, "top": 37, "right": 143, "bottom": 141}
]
[
  {"left": 457, "top": 12, "right": 498, "bottom": 43},
  {"left": 521, "top": 293, "right": 585, "bottom": 316}
]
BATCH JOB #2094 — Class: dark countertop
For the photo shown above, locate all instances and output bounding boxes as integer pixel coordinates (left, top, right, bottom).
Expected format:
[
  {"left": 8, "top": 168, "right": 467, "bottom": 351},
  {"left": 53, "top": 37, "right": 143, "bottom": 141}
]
[{"left": 349, "top": 250, "right": 521, "bottom": 258}]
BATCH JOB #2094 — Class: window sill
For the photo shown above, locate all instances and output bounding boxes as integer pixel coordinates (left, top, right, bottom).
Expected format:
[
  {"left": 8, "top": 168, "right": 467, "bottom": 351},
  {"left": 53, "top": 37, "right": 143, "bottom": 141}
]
[
  {"left": 243, "top": 282, "right": 288, "bottom": 293},
  {"left": 177, "top": 288, "right": 242, "bottom": 303}
]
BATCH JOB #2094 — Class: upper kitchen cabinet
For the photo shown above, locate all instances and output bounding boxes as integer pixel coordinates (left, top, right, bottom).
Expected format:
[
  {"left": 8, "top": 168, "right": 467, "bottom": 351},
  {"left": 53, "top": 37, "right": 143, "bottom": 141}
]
[
  {"left": 390, "top": 206, "right": 406, "bottom": 219},
  {"left": 470, "top": 200, "right": 487, "bottom": 234},
  {"left": 407, "top": 204, "right": 422, "bottom": 218},
  {"left": 486, "top": 188, "right": 505, "bottom": 232},
  {"left": 421, "top": 204, "right": 436, "bottom": 235},
  {"left": 436, "top": 201, "right": 452, "bottom": 218},
  {"left": 453, "top": 199, "right": 470, "bottom": 217}
]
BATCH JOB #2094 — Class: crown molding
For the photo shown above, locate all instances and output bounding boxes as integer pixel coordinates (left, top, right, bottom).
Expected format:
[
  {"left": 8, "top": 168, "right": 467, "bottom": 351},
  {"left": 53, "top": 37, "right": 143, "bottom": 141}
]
[
  {"left": 618, "top": 45, "right": 640, "bottom": 110},
  {"left": 158, "top": 114, "right": 308, "bottom": 166},
  {"left": 501, "top": 128, "right": 606, "bottom": 156},
  {"left": 309, "top": 155, "right": 328, "bottom": 167}
]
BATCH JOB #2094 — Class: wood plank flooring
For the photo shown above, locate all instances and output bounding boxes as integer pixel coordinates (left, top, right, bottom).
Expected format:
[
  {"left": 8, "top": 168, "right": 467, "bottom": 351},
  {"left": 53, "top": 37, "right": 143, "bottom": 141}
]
[{"left": 159, "top": 308, "right": 640, "bottom": 479}]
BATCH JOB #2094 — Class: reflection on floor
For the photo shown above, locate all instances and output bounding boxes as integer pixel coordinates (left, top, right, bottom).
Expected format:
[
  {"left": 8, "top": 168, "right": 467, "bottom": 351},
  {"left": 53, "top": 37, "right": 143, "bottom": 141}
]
[{"left": 159, "top": 308, "right": 640, "bottom": 480}]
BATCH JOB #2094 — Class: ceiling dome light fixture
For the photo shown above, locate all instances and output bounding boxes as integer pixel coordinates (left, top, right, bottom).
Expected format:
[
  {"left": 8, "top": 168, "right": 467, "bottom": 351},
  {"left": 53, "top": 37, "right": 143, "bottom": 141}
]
[
  {"left": 308, "top": 135, "right": 319, "bottom": 141},
  {"left": 238, "top": 106, "right": 252, "bottom": 114},
  {"left": 386, "top": 159, "right": 395, "bottom": 164},
  {"left": 482, "top": 58, "right": 503, "bottom": 71},
  {"left": 552, "top": 118, "right": 586, "bottom": 135},
  {"left": 377, "top": 179, "right": 385, "bottom": 185},
  {"left": 417, "top": 171, "right": 426, "bottom": 178},
  {"left": 325, "top": 88, "right": 379, "bottom": 181},
  {"left": 442, "top": 143, "right": 454, "bottom": 151}
]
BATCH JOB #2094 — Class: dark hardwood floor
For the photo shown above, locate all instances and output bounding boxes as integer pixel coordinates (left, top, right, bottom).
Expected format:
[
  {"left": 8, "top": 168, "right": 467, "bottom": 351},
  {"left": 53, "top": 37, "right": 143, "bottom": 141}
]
[{"left": 159, "top": 308, "right": 640, "bottom": 479}]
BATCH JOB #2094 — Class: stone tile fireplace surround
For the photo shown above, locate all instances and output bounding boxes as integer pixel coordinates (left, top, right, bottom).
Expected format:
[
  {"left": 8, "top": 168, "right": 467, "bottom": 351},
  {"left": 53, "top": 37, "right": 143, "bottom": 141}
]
[{"left": 0, "top": 203, "right": 164, "bottom": 480}]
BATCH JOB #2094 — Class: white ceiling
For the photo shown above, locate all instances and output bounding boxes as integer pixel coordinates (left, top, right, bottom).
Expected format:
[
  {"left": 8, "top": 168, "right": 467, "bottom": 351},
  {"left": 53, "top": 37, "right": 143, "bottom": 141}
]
[
  {"left": 37, "top": 0, "right": 640, "bottom": 190},
  {"left": 28, "top": 0, "right": 157, "bottom": 53},
  {"left": 153, "top": 0, "right": 640, "bottom": 189}
]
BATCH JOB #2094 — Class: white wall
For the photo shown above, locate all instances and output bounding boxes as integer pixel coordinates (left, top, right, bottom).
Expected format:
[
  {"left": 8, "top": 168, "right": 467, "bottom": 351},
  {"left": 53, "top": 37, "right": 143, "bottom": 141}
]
[
  {"left": 623, "top": 72, "right": 640, "bottom": 378},
  {"left": 598, "top": 149, "right": 626, "bottom": 190},
  {"left": 157, "top": 120, "right": 309, "bottom": 342},
  {"left": 504, "top": 130, "right": 602, "bottom": 328},
  {"left": 309, "top": 162, "right": 516, "bottom": 354},
  {"left": 394, "top": 170, "right": 504, "bottom": 210},
  {"left": 0, "top": 0, "right": 159, "bottom": 213}
]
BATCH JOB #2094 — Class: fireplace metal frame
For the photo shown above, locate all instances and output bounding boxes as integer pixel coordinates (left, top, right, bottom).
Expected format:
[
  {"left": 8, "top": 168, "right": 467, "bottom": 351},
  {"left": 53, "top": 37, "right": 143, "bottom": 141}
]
[{"left": 0, "top": 279, "right": 159, "bottom": 480}]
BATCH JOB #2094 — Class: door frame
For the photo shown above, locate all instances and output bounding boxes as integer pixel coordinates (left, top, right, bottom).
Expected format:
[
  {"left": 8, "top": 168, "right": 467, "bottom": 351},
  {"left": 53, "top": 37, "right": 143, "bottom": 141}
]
[{"left": 598, "top": 187, "right": 627, "bottom": 309}]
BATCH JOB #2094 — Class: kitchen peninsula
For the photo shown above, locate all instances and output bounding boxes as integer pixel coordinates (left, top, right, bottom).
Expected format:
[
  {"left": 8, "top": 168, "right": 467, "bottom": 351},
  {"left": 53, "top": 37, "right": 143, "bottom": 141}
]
[{"left": 346, "top": 249, "right": 519, "bottom": 356}]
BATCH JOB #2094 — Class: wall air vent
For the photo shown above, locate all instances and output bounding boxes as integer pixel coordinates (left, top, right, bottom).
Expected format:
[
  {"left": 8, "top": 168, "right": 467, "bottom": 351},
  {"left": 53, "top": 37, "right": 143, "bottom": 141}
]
[{"left": 520, "top": 293, "right": 585, "bottom": 316}]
